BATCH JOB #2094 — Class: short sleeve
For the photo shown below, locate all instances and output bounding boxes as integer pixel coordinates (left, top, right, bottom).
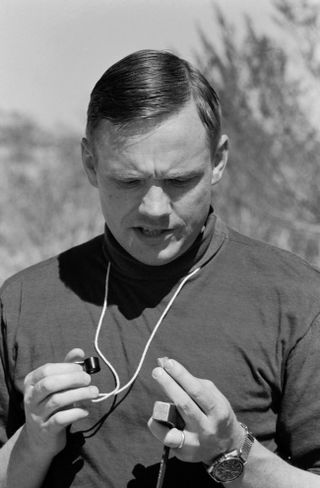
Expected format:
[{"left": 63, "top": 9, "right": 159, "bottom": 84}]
[
  {"left": 278, "top": 313, "right": 320, "bottom": 473},
  {"left": 0, "top": 294, "right": 12, "bottom": 446},
  {"left": 0, "top": 285, "right": 25, "bottom": 447}
]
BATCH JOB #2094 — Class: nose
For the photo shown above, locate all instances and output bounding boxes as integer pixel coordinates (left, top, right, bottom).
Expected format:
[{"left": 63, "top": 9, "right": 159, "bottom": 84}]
[{"left": 139, "top": 182, "right": 171, "bottom": 218}]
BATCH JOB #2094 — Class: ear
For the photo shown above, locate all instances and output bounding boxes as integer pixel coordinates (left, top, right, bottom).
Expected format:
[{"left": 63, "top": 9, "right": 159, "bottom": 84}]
[
  {"left": 81, "top": 137, "right": 98, "bottom": 187},
  {"left": 211, "top": 134, "right": 229, "bottom": 185}
]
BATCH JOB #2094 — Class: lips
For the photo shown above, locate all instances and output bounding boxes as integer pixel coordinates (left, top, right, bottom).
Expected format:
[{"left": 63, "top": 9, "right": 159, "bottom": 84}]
[
  {"left": 135, "top": 227, "right": 172, "bottom": 237},
  {"left": 141, "top": 228, "right": 163, "bottom": 236}
]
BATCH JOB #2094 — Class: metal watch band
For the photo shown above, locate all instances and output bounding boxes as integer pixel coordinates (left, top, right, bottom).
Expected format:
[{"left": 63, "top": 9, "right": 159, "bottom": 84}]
[
  {"left": 205, "top": 422, "right": 255, "bottom": 483},
  {"left": 239, "top": 423, "right": 255, "bottom": 463}
]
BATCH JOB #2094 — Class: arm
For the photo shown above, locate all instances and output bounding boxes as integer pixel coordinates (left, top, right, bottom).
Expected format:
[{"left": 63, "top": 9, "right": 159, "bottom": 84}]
[
  {"left": 148, "top": 358, "right": 320, "bottom": 488},
  {"left": 230, "top": 441, "right": 320, "bottom": 488},
  {"left": 0, "top": 424, "right": 54, "bottom": 488},
  {"left": 0, "top": 349, "right": 99, "bottom": 488}
]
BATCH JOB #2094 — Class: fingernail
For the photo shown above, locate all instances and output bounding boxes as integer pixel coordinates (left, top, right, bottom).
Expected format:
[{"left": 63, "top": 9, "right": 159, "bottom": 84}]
[
  {"left": 164, "top": 359, "right": 175, "bottom": 371},
  {"left": 90, "top": 386, "right": 99, "bottom": 397},
  {"left": 157, "top": 357, "right": 169, "bottom": 367},
  {"left": 152, "top": 367, "right": 164, "bottom": 379}
]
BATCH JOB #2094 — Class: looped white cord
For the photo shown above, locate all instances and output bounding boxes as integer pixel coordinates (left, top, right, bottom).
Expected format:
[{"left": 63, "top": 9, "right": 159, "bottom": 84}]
[{"left": 92, "top": 263, "right": 200, "bottom": 402}]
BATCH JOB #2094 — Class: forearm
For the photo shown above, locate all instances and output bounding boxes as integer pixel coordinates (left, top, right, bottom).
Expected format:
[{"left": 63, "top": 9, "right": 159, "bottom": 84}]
[
  {"left": 0, "top": 425, "right": 54, "bottom": 488},
  {"left": 229, "top": 441, "right": 320, "bottom": 488}
]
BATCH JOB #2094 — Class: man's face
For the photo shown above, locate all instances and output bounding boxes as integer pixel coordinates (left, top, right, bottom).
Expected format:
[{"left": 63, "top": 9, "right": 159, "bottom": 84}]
[{"left": 82, "top": 101, "right": 227, "bottom": 266}]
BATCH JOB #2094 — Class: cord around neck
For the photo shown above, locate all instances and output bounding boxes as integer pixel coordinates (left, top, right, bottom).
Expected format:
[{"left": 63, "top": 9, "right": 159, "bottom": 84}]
[{"left": 92, "top": 262, "right": 200, "bottom": 402}]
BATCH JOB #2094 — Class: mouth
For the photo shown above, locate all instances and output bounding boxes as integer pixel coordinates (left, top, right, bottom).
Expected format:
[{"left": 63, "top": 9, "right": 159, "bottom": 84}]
[{"left": 135, "top": 227, "right": 173, "bottom": 238}]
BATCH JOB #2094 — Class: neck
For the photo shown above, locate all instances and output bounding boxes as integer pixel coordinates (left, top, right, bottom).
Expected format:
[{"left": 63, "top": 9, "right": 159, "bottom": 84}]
[{"left": 102, "top": 208, "right": 222, "bottom": 281}]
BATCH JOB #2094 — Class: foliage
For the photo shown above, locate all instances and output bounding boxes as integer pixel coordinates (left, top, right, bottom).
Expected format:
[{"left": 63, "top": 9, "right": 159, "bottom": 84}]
[
  {"left": 0, "top": 112, "right": 103, "bottom": 283},
  {"left": 194, "top": 0, "right": 320, "bottom": 265},
  {"left": 1, "top": 0, "right": 320, "bottom": 283}
]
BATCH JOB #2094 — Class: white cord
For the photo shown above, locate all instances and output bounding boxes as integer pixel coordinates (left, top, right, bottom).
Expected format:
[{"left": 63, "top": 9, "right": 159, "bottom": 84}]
[{"left": 92, "top": 263, "right": 200, "bottom": 402}]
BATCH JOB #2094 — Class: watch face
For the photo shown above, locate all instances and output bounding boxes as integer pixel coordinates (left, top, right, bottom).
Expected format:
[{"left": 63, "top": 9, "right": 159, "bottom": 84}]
[{"left": 214, "top": 457, "right": 244, "bottom": 482}]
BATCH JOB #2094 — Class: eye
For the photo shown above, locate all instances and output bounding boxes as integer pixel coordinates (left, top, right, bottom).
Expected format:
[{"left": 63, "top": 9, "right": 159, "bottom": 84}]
[
  {"left": 167, "top": 177, "right": 195, "bottom": 187},
  {"left": 116, "top": 179, "right": 144, "bottom": 188}
]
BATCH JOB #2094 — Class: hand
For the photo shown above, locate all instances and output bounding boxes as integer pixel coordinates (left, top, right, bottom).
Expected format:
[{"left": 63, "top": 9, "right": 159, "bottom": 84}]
[
  {"left": 148, "top": 358, "right": 243, "bottom": 464},
  {"left": 23, "top": 348, "right": 99, "bottom": 457}
]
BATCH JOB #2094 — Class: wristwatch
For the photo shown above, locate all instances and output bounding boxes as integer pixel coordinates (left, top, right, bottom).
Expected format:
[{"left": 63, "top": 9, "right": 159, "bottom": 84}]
[{"left": 206, "top": 423, "right": 254, "bottom": 484}]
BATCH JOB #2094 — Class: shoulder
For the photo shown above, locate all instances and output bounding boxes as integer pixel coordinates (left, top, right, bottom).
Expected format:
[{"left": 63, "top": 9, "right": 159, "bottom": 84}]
[
  {"left": 214, "top": 226, "right": 320, "bottom": 351},
  {"left": 0, "top": 234, "right": 104, "bottom": 304},
  {"left": 0, "top": 235, "right": 106, "bottom": 361},
  {"left": 222, "top": 226, "right": 320, "bottom": 313},
  {"left": 226, "top": 227, "right": 320, "bottom": 278}
]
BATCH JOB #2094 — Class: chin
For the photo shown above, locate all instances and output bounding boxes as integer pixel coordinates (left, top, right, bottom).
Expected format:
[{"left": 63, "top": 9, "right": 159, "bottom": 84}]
[{"left": 135, "top": 247, "right": 184, "bottom": 267}]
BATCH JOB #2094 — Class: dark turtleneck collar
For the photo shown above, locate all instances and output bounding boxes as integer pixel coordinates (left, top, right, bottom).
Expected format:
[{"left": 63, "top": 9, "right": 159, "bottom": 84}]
[{"left": 102, "top": 208, "right": 228, "bottom": 282}]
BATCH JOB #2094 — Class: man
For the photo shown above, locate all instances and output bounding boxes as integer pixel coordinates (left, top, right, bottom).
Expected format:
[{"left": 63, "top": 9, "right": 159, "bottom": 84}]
[{"left": 1, "top": 49, "right": 320, "bottom": 487}]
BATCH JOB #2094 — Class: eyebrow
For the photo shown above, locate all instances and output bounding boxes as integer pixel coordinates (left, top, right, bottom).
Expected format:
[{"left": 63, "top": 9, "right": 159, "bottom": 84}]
[
  {"left": 161, "top": 170, "right": 203, "bottom": 179},
  {"left": 108, "top": 168, "right": 204, "bottom": 180}
]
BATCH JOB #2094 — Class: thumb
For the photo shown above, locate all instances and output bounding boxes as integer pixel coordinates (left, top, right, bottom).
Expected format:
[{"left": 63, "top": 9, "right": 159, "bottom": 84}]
[{"left": 64, "top": 348, "right": 85, "bottom": 363}]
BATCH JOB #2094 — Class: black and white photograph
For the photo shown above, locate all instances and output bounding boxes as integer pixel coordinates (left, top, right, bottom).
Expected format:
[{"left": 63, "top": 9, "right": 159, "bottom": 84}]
[{"left": 1, "top": 1, "right": 320, "bottom": 486}]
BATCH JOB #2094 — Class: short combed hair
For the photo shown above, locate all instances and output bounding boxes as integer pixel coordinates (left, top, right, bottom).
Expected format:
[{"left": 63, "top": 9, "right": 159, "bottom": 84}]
[{"left": 86, "top": 49, "right": 221, "bottom": 152}]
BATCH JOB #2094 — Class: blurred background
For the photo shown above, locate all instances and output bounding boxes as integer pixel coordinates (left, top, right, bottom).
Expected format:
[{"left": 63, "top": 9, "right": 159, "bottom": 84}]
[{"left": 1, "top": 0, "right": 320, "bottom": 284}]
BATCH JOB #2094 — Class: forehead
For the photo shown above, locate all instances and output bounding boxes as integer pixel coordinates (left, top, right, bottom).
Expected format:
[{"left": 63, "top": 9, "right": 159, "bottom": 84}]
[{"left": 92, "top": 101, "right": 210, "bottom": 175}]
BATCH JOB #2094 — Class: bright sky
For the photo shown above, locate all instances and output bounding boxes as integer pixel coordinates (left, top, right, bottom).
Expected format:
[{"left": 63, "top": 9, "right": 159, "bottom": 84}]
[{"left": 0, "top": 0, "right": 276, "bottom": 131}]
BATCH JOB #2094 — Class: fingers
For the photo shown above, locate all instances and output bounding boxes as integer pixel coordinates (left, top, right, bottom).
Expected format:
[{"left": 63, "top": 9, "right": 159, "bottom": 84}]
[
  {"left": 150, "top": 358, "right": 243, "bottom": 464},
  {"left": 153, "top": 358, "right": 224, "bottom": 416},
  {"left": 24, "top": 363, "right": 83, "bottom": 390},
  {"left": 24, "top": 350, "right": 100, "bottom": 424},
  {"left": 148, "top": 418, "right": 188, "bottom": 449},
  {"left": 46, "top": 406, "right": 90, "bottom": 429},
  {"left": 21, "top": 349, "right": 99, "bottom": 456},
  {"left": 152, "top": 366, "right": 203, "bottom": 429},
  {"left": 24, "top": 348, "right": 88, "bottom": 392},
  {"left": 64, "top": 348, "right": 85, "bottom": 363},
  {"left": 36, "top": 384, "right": 99, "bottom": 421}
]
